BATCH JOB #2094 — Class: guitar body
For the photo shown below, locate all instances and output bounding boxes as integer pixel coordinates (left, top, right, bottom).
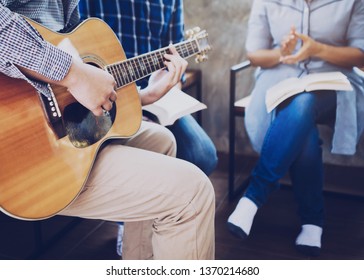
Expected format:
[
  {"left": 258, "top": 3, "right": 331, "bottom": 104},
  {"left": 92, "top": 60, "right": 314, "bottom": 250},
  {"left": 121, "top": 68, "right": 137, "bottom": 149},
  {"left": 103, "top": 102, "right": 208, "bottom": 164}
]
[{"left": 0, "top": 18, "right": 142, "bottom": 220}]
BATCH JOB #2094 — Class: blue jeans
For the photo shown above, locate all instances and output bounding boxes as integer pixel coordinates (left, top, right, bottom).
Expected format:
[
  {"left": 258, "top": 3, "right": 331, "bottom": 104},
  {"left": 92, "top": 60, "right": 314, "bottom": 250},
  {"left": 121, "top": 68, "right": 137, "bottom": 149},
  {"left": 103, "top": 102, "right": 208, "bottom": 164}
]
[
  {"left": 167, "top": 114, "right": 218, "bottom": 176},
  {"left": 245, "top": 91, "right": 336, "bottom": 227}
]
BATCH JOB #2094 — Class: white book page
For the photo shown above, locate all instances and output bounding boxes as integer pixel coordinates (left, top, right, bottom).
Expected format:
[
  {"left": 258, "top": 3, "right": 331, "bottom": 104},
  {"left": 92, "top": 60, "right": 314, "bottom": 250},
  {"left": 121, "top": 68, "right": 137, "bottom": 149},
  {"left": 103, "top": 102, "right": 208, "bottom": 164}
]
[
  {"left": 300, "top": 71, "right": 347, "bottom": 84},
  {"left": 266, "top": 72, "right": 353, "bottom": 113},
  {"left": 266, "top": 77, "right": 303, "bottom": 100},
  {"left": 305, "top": 80, "right": 353, "bottom": 92},
  {"left": 143, "top": 87, "right": 207, "bottom": 126},
  {"left": 266, "top": 77, "right": 304, "bottom": 112}
]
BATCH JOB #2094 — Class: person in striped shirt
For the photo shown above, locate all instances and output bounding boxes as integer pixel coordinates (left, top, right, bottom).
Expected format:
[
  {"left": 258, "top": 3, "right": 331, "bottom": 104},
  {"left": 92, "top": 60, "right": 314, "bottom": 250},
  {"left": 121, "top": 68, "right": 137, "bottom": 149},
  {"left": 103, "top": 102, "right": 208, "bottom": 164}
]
[{"left": 0, "top": 0, "right": 215, "bottom": 260}]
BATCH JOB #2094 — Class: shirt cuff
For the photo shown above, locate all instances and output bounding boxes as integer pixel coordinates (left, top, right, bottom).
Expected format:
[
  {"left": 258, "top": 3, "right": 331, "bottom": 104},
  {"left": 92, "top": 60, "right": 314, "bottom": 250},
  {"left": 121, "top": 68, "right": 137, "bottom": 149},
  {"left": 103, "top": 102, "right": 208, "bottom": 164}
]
[{"left": 39, "top": 42, "right": 73, "bottom": 82}]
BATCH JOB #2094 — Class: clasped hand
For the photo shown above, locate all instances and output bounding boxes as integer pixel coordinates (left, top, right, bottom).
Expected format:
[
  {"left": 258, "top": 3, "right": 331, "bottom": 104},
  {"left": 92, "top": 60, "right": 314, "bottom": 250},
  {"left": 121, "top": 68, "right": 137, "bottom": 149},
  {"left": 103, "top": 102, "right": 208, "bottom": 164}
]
[{"left": 279, "top": 26, "right": 323, "bottom": 64}]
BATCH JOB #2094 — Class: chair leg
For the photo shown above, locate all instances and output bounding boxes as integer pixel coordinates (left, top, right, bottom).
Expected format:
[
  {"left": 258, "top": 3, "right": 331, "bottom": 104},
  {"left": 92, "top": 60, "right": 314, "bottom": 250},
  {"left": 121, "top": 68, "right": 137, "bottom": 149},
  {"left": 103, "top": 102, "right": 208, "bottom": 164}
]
[
  {"left": 196, "top": 70, "right": 202, "bottom": 125},
  {"left": 229, "top": 115, "right": 252, "bottom": 201},
  {"left": 228, "top": 112, "right": 236, "bottom": 201}
]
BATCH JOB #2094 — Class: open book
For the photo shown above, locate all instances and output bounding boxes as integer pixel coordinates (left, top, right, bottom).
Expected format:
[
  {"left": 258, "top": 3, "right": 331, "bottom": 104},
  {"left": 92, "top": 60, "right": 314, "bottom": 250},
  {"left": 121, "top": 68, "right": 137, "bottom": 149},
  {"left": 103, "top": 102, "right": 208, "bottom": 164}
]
[
  {"left": 265, "top": 71, "right": 353, "bottom": 113},
  {"left": 142, "top": 86, "right": 207, "bottom": 126}
]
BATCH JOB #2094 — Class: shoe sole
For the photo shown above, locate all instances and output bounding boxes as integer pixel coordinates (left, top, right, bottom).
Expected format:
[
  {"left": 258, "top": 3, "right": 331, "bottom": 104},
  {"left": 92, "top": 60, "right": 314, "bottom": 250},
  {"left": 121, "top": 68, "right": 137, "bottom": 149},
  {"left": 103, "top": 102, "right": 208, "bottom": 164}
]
[{"left": 226, "top": 222, "right": 248, "bottom": 239}]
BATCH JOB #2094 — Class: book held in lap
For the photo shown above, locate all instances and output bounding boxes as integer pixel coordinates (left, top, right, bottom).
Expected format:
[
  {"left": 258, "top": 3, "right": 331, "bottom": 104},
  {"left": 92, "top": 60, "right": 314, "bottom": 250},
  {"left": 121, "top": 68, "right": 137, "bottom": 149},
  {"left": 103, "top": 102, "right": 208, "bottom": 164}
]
[
  {"left": 142, "top": 86, "right": 207, "bottom": 126},
  {"left": 266, "top": 71, "right": 353, "bottom": 113}
]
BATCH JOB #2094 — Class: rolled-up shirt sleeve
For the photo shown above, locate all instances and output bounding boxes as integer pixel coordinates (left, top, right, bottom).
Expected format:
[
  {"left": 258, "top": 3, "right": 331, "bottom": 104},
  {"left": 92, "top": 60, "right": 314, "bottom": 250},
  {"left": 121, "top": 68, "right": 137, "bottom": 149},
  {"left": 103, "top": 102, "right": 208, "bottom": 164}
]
[
  {"left": 245, "top": 0, "right": 272, "bottom": 53},
  {"left": 0, "top": 4, "right": 72, "bottom": 96},
  {"left": 347, "top": 0, "right": 364, "bottom": 52}
]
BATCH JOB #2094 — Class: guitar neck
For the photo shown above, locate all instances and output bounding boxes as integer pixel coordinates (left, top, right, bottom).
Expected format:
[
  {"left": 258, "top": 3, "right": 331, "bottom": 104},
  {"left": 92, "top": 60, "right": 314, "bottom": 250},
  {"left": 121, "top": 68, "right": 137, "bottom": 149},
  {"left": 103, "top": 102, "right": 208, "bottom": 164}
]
[{"left": 106, "top": 39, "right": 200, "bottom": 88}]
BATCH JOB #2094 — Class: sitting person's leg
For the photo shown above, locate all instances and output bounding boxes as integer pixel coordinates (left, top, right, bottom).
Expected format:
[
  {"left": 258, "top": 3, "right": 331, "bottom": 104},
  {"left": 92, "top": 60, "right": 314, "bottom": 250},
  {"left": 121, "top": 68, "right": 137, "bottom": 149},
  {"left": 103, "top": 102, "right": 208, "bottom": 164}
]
[
  {"left": 289, "top": 91, "right": 336, "bottom": 256},
  {"left": 289, "top": 126, "right": 324, "bottom": 256},
  {"left": 60, "top": 121, "right": 215, "bottom": 259},
  {"left": 168, "top": 115, "right": 218, "bottom": 176},
  {"left": 124, "top": 121, "right": 176, "bottom": 156},
  {"left": 123, "top": 220, "right": 153, "bottom": 260},
  {"left": 228, "top": 91, "right": 335, "bottom": 243},
  {"left": 114, "top": 121, "right": 176, "bottom": 256},
  {"left": 118, "top": 114, "right": 218, "bottom": 257}
]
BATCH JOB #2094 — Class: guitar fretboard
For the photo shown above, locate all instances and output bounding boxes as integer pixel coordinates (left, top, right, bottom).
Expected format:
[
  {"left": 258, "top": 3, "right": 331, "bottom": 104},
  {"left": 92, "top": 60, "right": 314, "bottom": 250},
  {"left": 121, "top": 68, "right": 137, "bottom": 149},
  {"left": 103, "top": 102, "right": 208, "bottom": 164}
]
[{"left": 106, "top": 40, "right": 200, "bottom": 88}]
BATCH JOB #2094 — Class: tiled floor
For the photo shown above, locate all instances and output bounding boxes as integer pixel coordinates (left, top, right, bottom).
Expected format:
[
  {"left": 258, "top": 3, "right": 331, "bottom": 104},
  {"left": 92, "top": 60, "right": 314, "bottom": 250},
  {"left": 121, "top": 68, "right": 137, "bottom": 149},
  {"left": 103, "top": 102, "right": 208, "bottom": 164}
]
[{"left": 1, "top": 156, "right": 364, "bottom": 260}]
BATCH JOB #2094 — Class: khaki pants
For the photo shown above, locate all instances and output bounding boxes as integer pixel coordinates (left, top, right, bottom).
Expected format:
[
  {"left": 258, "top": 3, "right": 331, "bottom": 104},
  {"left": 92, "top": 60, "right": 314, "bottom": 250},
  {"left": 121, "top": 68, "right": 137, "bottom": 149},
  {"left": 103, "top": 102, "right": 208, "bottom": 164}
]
[{"left": 60, "top": 121, "right": 215, "bottom": 259}]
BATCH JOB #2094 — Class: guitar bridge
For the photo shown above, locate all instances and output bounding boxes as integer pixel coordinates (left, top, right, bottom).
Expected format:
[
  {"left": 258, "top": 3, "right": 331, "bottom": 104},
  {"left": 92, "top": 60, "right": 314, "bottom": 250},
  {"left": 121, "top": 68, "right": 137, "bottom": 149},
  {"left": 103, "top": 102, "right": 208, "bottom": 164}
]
[{"left": 38, "top": 89, "right": 66, "bottom": 139}]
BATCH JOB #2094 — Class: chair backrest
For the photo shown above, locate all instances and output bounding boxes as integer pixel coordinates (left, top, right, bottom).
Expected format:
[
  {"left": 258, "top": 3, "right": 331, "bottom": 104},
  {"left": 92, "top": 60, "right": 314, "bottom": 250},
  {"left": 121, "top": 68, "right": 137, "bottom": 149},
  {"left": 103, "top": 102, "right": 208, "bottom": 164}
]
[{"left": 229, "top": 60, "right": 251, "bottom": 114}]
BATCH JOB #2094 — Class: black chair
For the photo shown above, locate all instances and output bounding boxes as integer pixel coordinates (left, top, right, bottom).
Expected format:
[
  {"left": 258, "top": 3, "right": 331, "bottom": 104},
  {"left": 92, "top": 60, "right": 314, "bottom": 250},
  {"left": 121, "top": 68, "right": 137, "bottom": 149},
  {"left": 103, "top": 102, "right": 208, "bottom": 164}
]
[{"left": 228, "top": 60, "right": 252, "bottom": 201}]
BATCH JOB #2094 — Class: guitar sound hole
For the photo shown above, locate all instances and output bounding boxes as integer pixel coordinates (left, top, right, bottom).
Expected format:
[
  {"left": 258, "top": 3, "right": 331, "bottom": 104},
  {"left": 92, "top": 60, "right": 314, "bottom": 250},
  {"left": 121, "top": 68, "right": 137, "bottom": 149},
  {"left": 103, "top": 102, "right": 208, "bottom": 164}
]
[{"left": 63, "top": 102, "right": 116, "bottom": 148}]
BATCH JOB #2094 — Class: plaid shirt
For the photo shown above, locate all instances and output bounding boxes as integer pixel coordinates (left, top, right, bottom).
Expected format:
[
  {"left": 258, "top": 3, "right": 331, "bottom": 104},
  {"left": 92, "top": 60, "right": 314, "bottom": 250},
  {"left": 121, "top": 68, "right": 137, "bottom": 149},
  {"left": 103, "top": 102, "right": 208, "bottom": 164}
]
[
  {"left": 0, "top": 1, "right": 80, "bottom": 97},
  {"left": 79, "top": 0, "right": 184, "bottom": 88}
]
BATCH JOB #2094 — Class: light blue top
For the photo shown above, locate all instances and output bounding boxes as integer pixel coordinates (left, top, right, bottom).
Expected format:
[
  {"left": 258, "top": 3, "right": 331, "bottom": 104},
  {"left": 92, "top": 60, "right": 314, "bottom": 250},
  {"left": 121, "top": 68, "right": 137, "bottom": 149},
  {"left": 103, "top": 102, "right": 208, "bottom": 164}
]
[{"left": 245, "top": 0, "right": 364, "bottom": 155}]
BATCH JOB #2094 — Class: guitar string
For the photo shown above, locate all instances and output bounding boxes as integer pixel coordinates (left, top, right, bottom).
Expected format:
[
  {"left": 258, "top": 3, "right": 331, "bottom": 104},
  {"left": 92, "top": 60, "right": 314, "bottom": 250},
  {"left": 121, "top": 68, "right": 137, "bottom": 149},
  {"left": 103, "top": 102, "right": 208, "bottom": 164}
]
[
  {"left": 115, "top": 41, "right": 199, "bottom": 84},
  {"left": 112, "top": 40, "right": 199, "bottom": 74},
  {"left": 128, "top": 43, "right": 196, "bottom": 83},
  {"left": 108, "top": 41, "right": 201, "bottom": 88},
  {"left": 111, "top": 41, "right": 197, "bottom": 76}
]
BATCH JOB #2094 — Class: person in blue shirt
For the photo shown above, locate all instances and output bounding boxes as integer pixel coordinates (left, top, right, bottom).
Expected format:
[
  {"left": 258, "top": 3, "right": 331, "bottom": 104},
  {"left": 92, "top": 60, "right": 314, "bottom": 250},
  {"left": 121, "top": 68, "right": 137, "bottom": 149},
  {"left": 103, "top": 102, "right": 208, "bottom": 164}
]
[
  {"left": 79, "top": 0, "right": 217, "bottom": 178},
  {"left": 227, "top": 0, "right": 364, "bottom": 257},
  {"left": 79, "top": 0, "right": 218, "bottom": 258}
]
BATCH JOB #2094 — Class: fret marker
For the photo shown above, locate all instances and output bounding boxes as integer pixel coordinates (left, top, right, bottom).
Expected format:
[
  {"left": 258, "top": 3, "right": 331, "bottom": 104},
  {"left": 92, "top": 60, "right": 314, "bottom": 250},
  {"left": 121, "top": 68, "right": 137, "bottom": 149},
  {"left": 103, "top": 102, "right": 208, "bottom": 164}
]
[
  {"left": 127, "top": 65, "right": 135, "bottom": 77},
  {"left": 152, "top": 56, "right": 159, "bottom": 65},
  {"left": 139, "top": 60, "right": 146, "bottom": 71}
]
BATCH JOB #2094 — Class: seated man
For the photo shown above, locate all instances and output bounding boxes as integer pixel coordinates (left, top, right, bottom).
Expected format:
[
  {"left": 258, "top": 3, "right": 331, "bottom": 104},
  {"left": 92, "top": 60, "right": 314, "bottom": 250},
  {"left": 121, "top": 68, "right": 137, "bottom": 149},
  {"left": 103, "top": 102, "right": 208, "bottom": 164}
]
[
  {"left": 0, "top": 1, "right": 215, "bottom": 260},
  {"left": 79, "top": 0, "right": 218, "bottom": 257}
]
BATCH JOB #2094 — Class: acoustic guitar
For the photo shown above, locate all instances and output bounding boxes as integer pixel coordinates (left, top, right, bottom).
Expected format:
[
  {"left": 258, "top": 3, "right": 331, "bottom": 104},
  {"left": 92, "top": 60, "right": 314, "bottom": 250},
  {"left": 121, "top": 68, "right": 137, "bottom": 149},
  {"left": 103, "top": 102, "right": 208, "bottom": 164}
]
[{"left": 0, "top": 18, "right": 211, "bottom": 220}]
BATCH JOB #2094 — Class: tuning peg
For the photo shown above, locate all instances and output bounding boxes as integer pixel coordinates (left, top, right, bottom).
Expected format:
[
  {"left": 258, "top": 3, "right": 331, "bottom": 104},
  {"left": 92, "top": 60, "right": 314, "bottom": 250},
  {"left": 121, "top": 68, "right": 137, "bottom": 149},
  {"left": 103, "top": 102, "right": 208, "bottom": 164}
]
[
  {"left": 205, "top": 45, "right": 212, "bottom": 51},
  {"left": 201, "top": 54, "right": 208, "bottom": 61},
  {"left": 195, "top": 53, "right": 208, "bottom": 64},
  {"left": 192, "top": 27, "right": 201, "bottom": 33},
  {"left": 185, "top": 29, "right": 194, "bottom": 38},
  {"left": 185, "top": 27, "right": 203, "bottom": 39},
  {"left": 195, "top": 55, "right": 202, "bottom": 64}
]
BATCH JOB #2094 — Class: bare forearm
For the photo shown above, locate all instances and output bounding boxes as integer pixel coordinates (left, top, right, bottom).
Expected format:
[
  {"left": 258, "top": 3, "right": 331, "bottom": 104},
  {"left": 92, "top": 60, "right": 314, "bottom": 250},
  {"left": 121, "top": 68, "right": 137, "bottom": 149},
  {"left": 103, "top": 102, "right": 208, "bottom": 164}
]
[
  {"left": 315, "top": 43, "right": 364, "bottom": 68},
  {"left": 139, "top": 87, "right": 159, "bottom": 106},
  {"left": 247, "top": 49, "right": 281, "bottom": 68},
  {"left": 281, "top": 31, "right": 364, "bottom": 68}
]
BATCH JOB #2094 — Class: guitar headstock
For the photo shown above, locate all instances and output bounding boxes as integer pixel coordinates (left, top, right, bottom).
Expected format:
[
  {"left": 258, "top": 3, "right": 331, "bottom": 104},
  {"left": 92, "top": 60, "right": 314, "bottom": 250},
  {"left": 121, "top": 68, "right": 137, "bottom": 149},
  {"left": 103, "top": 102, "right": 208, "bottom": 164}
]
[{"left": 185, "top": 27, "right": 212, "bottom": 64}]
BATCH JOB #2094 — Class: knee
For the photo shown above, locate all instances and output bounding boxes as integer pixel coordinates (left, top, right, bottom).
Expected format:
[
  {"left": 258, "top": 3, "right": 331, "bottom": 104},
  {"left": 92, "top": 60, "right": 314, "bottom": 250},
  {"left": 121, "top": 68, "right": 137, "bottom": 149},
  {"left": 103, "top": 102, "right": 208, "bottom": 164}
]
[
  {"left": 203, "top": 176, "right": 215, "bottom": 205},
  {"left": 201, "top": 151, "right": 218, "bottom": 176},
  {"left": 178, "top": 140, "right": 218, "bottom": 176},
  {"left": 162, "top": 128, "right": 177, "bottom": 157},
  {"left": 154, "top": 125, "right": 177, "bottom": 157},
  {"left": 279, "top": 93, "right": 316, "bottom": 121},
  {"left": 192, "top": 170, "right": 215, "bottom": 211},
  {"left": 194, "top": 146, "right": 218, "bottom": 176}
]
